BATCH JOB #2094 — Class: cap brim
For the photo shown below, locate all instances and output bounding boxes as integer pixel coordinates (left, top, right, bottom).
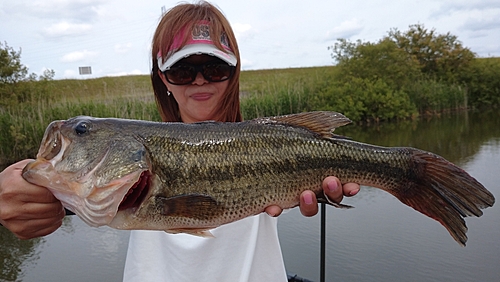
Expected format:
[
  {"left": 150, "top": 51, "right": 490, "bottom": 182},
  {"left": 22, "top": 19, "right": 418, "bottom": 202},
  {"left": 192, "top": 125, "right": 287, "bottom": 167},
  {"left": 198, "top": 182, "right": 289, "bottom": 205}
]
[{"left": 158, "top": 44, "right": 237, "bottom": 71}]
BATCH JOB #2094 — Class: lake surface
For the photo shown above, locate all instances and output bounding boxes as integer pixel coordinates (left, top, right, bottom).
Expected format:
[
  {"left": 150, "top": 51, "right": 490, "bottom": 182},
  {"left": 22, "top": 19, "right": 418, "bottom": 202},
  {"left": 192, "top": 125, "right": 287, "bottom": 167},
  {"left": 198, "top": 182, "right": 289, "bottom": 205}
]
[{"left": 1, "top": 110, "right": 499, "bottom": 282}]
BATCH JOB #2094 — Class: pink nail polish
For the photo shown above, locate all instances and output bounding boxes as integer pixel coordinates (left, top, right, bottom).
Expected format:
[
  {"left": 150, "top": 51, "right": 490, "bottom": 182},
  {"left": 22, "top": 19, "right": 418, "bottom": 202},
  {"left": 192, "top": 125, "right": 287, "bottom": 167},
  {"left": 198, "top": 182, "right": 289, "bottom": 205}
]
[
  {"left": 304, "top": 193, "right": 313, "bottom": 205},
  {"left": 327, "top": 180, "right": 338, "bottom": 192}
]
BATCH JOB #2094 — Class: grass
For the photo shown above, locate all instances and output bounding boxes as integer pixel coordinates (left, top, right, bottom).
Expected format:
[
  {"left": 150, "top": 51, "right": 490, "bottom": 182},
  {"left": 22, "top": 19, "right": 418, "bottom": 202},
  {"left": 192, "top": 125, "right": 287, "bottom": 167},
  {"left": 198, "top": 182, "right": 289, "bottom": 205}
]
[
  {"left": 41, "top": 75, "right": 153, "bottom": 102},
  {"left": 240, "top": 66, "right": 339, "bottom": 118}
]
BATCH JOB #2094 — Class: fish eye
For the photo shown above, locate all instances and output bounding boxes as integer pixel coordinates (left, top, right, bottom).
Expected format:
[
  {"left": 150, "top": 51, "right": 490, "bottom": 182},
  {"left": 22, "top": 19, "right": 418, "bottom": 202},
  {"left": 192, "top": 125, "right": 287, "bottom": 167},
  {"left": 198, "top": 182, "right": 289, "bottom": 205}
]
[{"left": 75, "top": 121, "right": 90, "bottom": 135}]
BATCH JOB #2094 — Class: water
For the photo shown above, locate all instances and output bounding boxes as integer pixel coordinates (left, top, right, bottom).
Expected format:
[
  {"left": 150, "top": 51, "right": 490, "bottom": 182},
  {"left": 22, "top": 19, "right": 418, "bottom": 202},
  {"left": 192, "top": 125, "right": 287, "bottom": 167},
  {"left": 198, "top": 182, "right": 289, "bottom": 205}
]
[
  {"left": 1, "top": 110, "right": 499, "bottom": 282},
  {"left": 1, "top": 217, "right": 130, "bottom": 282}
]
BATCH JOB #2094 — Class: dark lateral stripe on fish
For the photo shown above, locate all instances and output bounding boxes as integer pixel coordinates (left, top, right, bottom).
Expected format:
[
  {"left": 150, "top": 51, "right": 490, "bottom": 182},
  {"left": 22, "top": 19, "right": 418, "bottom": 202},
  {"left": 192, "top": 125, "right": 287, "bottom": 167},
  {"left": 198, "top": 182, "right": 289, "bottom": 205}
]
[{"left": 157, "top": 194, "right": 223, "bottom": 220}]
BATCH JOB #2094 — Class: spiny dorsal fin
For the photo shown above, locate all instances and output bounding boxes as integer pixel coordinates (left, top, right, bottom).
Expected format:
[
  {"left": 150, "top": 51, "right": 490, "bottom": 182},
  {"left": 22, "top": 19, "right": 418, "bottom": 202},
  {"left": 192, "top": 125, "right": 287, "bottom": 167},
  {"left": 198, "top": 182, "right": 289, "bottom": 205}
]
[{"left": 255, "top": 111, "right": 352, "bottom": 138}]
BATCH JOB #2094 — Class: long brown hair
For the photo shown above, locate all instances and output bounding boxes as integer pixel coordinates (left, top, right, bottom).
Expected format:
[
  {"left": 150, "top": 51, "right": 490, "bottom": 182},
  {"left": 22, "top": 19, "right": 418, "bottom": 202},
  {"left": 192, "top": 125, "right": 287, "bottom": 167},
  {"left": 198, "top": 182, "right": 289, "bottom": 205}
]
[{"left": 151, "top": 1, "right": 242, "bottom": 122}]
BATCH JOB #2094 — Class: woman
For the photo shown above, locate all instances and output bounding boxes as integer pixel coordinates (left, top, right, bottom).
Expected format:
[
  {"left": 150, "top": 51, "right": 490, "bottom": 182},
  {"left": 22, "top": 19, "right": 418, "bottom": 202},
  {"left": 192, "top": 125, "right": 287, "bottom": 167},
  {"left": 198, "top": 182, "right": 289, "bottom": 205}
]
[
  {"left": 0, "top": 1, "right": 359, "bottom": 281},
  {"left": 123, "top": 2, "right": 359, "bottom": 281}
]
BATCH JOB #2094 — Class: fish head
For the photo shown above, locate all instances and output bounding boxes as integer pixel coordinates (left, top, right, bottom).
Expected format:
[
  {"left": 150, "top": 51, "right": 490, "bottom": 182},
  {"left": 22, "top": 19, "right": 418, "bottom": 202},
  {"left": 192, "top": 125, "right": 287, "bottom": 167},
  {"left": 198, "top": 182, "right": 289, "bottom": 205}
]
[{"left": 22, "top": 116, "right": 150, "bottom": 227}]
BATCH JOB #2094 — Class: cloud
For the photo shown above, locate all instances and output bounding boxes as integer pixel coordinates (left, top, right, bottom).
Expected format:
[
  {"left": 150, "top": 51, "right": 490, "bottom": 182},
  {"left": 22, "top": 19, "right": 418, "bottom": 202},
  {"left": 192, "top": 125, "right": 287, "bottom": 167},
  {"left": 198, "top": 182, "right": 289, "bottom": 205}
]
[
  {"left": 432, "top": 0, "right": 500, "bottom": 18},
  {"left": 326, "top": 19, "right": 364, "bottom": 41},
  {"left": 42, "top": 22, "right": 92, "bottom": 37},
  {"left": 61, "top": 50, "right": 98, "bottom": 63},
  {"left": 27, "top": 0, "right": 105, "bottom": 22},
  {"left": 233, "top": 23, "right": 252, "bottom": 33},
  {"left": 461, "top": 19, "right": 500, "bottom": 32},
  {"left": 441, "top": 0, "right": 500, "bottom": 12},
  {"left": 232, "top": 23, "right": 255, "bottom": 42},
  {"left": 114, "top": 43, "right": 133, "bottom": 54},
  {"left": 460, "top": 14, "right": 500, "bottom": 32}
]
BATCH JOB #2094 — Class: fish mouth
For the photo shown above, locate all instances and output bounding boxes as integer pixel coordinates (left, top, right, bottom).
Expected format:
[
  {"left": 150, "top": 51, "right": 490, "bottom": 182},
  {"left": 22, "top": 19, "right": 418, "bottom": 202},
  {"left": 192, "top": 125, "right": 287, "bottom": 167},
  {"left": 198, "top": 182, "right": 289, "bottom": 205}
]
[
  {"left": 38, "top": 120, "right": 65, "bottom": 161},
  {"left": 118, "top": 170, "right": 151, "bottom": 211}
]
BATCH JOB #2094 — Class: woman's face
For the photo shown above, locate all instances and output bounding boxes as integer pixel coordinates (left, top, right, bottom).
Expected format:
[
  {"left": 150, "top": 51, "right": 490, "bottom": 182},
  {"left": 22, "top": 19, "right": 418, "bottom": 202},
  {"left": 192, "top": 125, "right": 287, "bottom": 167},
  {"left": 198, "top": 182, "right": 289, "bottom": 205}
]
[{"left": 160, "top": 54, "right": 230, "bottom": 123}]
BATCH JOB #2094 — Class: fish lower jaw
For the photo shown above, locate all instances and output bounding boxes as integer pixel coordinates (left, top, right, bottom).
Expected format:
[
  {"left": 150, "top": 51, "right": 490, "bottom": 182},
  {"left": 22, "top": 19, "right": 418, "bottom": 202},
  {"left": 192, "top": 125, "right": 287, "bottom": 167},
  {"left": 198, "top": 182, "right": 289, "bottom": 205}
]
[
  {"left": 54, "top": 193, "right": 115, "bottom": 227},
  {"left": 56, "top": 191, "right": 123, "bottom": 227},
  {"left": 64, "top": 171, "right": 147, "bottom": 227},
  {"left": 77, "top": 210, "right": 117, "bottom": 227}
]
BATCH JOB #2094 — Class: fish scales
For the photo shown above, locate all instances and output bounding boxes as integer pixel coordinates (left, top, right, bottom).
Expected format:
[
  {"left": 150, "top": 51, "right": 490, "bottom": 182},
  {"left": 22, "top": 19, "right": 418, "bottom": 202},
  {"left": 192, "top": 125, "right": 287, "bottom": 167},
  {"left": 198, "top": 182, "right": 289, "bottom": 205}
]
[
  {"left": 115, "top": 123, "right": 436, "bottom": 230},
  {"left": 141, "top": 122, "right": 408, "bottom": 212},
  {"left": 21, "top": 111, "right": 494, "bottom": 245}
]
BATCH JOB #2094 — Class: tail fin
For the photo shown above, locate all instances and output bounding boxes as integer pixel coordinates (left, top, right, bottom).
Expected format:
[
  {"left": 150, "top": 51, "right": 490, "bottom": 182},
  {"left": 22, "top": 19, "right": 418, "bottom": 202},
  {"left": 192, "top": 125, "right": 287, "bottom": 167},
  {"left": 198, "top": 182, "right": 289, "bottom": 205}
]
[{"left": 392, "top": 149, "right": 495, "bottom": 246}]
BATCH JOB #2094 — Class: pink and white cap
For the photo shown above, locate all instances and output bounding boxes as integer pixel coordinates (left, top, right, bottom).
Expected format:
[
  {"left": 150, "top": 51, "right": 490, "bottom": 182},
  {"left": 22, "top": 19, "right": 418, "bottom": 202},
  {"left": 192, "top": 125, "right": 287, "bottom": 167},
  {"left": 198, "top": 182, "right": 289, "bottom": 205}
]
[{"left": 157, "top": 21, "right": 237, "bottom": 71}]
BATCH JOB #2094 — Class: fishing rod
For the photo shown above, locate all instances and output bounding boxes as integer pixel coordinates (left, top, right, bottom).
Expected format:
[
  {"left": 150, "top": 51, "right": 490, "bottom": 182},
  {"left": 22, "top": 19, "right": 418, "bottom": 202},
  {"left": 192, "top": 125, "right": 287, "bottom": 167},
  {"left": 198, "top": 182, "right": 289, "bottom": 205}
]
[{"left": 320, "top": 202, "right": 326, "bottom": 282}]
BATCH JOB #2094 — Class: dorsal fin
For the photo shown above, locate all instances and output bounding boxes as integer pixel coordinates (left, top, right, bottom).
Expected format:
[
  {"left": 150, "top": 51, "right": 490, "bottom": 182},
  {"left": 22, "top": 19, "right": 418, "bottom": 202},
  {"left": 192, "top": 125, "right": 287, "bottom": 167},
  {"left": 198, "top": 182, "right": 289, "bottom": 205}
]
[{"left": 253, "top": 111, "right": 352, "bottom": 138}]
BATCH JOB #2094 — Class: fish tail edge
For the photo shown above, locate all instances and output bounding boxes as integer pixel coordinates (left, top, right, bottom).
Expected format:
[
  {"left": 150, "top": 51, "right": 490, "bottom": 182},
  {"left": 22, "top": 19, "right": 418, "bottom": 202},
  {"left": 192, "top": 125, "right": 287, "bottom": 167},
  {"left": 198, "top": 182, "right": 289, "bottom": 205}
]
[{"left": 393, "top": 149, "right": 495, "bottom": 246}]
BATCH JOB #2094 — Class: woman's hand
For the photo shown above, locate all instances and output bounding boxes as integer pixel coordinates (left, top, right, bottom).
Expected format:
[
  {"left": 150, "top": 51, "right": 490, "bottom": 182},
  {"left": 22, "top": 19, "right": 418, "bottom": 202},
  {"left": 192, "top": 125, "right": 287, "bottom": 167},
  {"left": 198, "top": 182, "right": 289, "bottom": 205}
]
[
  {"left": 0, "top": 159, "right": 65, "bottom": 239},
  {"left": 265, "top": 176, "right": 360, "bottom": 217}
]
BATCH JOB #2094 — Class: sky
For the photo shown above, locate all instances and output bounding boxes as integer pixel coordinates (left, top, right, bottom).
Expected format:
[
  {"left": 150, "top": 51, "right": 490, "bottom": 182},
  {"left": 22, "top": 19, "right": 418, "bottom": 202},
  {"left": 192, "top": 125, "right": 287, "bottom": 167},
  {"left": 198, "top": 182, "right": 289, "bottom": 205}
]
[{"left": 1, "top": 0, "right": 499, "bottom": 80}]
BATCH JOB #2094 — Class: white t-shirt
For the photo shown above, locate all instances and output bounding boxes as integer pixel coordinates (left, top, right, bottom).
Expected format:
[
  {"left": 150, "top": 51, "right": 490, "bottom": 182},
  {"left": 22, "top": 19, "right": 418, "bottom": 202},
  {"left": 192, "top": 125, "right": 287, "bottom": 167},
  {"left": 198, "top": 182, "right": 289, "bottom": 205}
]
[{"left": 123, "top": 214, "right": 287, "bottom": 282}]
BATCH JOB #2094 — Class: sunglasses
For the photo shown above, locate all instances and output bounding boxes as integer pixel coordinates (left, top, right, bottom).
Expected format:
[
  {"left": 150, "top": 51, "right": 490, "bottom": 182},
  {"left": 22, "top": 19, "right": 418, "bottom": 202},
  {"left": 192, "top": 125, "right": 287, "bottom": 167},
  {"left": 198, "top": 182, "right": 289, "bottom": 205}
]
[{"left": 163, "top": 61, "right": 235, "bottom": 85}]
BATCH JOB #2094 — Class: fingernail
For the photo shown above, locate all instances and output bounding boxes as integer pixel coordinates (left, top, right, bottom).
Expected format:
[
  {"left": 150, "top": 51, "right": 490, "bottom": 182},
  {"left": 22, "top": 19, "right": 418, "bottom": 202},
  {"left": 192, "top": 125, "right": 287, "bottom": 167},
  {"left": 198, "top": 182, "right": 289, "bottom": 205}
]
[
  {"left": 304, "top": 193, "right": 313, "bottom": 205},
  {"left": 327, "top": 180, "right": 338, "bottom": 193},
  {"left": 349, "top": 189, "right": 360, "bottom": 196}
]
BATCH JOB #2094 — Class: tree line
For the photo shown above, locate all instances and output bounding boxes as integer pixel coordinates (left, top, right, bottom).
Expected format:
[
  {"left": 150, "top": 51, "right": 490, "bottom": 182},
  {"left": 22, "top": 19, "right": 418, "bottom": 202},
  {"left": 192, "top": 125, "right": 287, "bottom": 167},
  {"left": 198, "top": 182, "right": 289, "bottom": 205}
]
[
  {"left": 0, "top": 41, "right": 55, "bottom": 107},
  {"left": 316, "top": 24, "right": 500, "bottom": 121}
]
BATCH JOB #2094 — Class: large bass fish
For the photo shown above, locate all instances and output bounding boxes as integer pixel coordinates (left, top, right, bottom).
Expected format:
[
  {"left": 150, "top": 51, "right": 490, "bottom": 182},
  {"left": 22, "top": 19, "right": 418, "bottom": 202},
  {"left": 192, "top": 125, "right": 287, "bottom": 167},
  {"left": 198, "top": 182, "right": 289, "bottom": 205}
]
[{"left": 22, "top": 112, "right": 494, "bottom": 246}]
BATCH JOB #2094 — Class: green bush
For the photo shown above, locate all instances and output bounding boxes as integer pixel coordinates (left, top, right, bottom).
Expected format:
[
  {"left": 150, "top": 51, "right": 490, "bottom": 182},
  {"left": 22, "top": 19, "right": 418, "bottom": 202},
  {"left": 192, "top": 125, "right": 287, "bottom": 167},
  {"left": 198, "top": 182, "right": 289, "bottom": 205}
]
[
  {"left": 387, "top": 24, "right": 475, "bottom": 83},
  {"left": 405, "top": 79, "right": 467, "bottom": 113},
  {"left": 330, "top": 38, "right": 421, "bottom": 90},
  {"left": 327, "top": 24, "right": 492, "bottom": 115},
  {"left": 459, "top": 58, "right": 500, "bottom": 109},
  {"left": 313, "top": 77, "right": 417, "bottom": 122}
]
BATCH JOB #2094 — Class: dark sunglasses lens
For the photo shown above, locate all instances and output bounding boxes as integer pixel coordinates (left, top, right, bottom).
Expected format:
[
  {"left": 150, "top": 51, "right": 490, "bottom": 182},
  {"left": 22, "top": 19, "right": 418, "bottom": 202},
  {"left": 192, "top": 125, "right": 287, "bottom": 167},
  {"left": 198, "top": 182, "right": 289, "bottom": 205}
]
[
  {"left": 165, "top": 62, "right": 234, "bottom": 85},
  {"left": 165, "top": 65, "right": 196, "bottom": 85},
  {"left": 203, "top": 64, "right": 233, "bottom": 82}
]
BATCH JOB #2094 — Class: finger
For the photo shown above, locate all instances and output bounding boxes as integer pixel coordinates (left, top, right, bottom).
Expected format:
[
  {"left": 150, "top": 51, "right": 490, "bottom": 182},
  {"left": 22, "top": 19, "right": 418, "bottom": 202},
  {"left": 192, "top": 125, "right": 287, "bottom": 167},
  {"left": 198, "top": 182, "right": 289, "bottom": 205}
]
[
  {"left": 322, "top": 176, "right": 343, "bottom": 203},
  {"left": 18, "top": 185, "right": 60, "bottom": 204},
  {"left": 2, "top": 161, "right": 58, "bottom": 204},
  {"left": 29, "top": 223, "right": 63, "bottom": 239},
  {"left": 265, "top": 205, "right": 283, "bottom": 217},
  {"left": 299, "top": 190, "right": 318, "bottom": 217},
  {"left": 10, "top": 159, "right": 35, "bottom": 171},
  {"left": 15, "top": 202, "right": 65, "bottom": 220},
  {"left": 12, "top": 217, "right": 64, "bottom": 240},
  {"left": 343, "top": 183, "right": 360, "bottom": 197}
]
